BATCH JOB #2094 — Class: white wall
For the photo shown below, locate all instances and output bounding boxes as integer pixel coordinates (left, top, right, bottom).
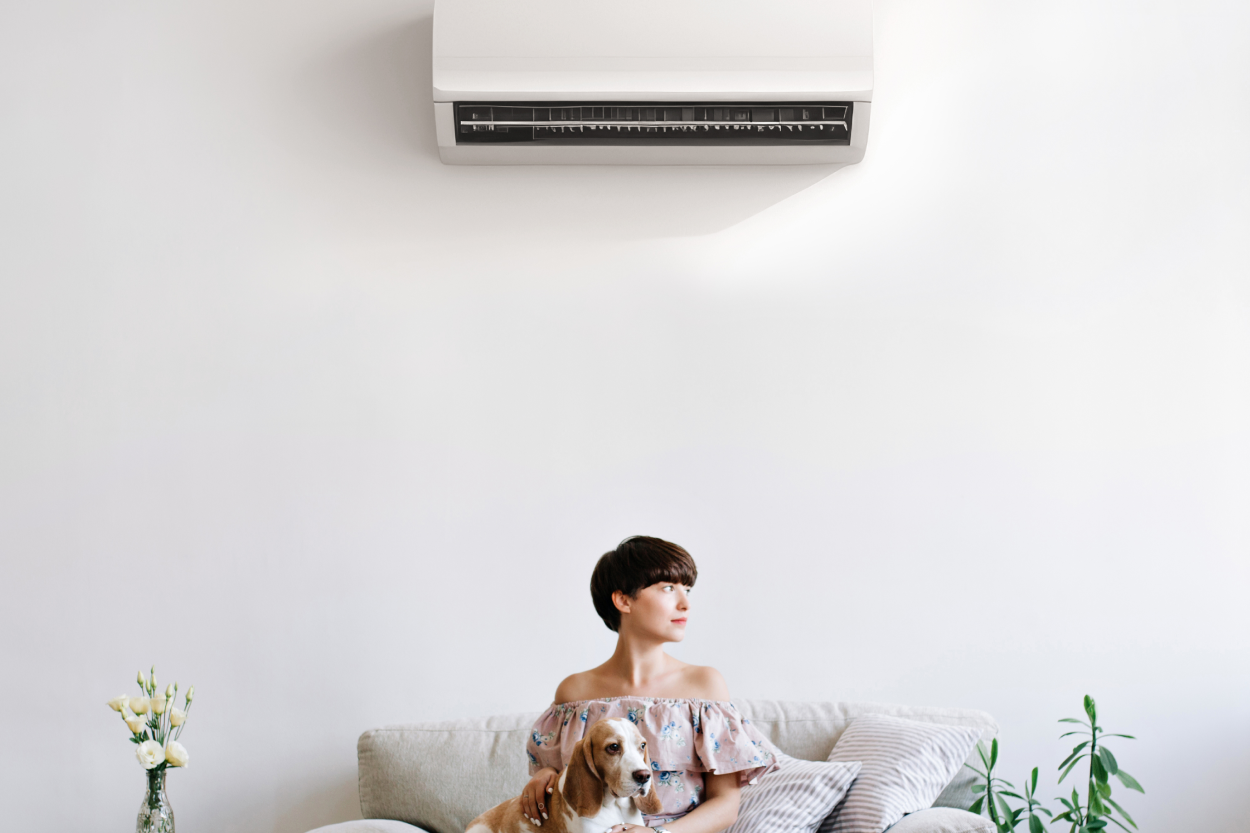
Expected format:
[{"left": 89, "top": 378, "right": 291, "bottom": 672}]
[{"left": 2, "top": 1, "right": 1247, "bottom": 831}]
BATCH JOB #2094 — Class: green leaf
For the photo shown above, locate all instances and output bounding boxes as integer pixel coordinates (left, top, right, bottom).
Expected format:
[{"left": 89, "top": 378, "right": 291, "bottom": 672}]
[
  {"left": 1103, "top": 796, "right": 1137, "bottom": 829},
  {"left": 1098, "top": 747, "right": 1119, "bottom": 775},
  {"left": 1114, "top": 769, "right": 1144, "bottom": 794},
  {"left": 1097, "top": 781, "right": 1111, "bottom": 799},
  {"left": 1104, "top": 817, "right": 1133, "bottom": 833},
  {"left": 979, "top": 743, "right": 992, "bottom": 769},
  {"left": 1090, "top": 791, "right": 1106, "bottom": 816},
  {"left": 991, "top": 738, "right": 999, "bottom": 770},
  {"left": 1084, "top": 695, "right": 1097, "bottom": 723},
  {"left": 973, "top": 784, "right": 987, "bottom": 794},
  {"left": 1001, "top": 791, "right": 1024, "bottom": 800},
  {"left": 1059, "top": 742, "right": 1091, "bottom": 769},
  {"left": 967, "top": 764, "right": 989, "bottom": 778},
  {"left": 1029, "top": 816, "right": 1046, "bottom": 833},
  {"left": 970, "top": 797, "right": 985, "bottom": 815},
  {"left": 1059, "top": 731, "right": 1089, "bottom": 739},
  {"left": 1058, "top": 754, "right": 1088, "bottom": 783},
  {"left": 1100, "top": 734, "right": 1135, "bottom": 741},
  {"left": 1091, "top": 755, "right": 1108, "bottom": 784},
  {"left": 1031, "top": 767, "right": 1039, "bottom": 794},
  {"left": 997, "top": 794, "right": 1014, "bottom": 821},
  {"left": 1039, "top": 808, "right": 1054, "bottom": 818},
  {"left": 1057, "top": 797, "right": 1075, "bottom": 811},
  {"left": 1059, "top": 718, "right": 1090, "bottom": 726}
]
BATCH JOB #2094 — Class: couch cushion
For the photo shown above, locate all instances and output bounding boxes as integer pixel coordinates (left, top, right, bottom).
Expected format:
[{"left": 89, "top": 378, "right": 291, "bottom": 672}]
[
  {"left": 727, "top": 755, "right": 862, "bottom": 833},
  {"left": 306, "top": 823, "right": 433, "bottom": 833},
  {"left": 883, "top": 808, "right": 995, "bottom": 833},
  {"left": 734, "top": 700, "right": 997, "bottom": 811},
  {"left": 358, "top": 713, "right": 534, "bottom": 833},
  {"left": 819, "top": 714, "right": 982, "bottom": 833}
]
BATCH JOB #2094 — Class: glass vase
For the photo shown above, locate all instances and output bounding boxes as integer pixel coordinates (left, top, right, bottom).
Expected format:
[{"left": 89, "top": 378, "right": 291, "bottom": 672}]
[{"left": 136, "top": 767, "right": 175, "bottom": 833}]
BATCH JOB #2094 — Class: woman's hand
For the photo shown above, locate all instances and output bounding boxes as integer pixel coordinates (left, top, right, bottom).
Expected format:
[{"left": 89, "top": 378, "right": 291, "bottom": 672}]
[
  {"left": 604, "top": 826, "right": 651, "bottom": 833},
  {"left": 521, "top": 767, "right": 559, "bottom": 826}
]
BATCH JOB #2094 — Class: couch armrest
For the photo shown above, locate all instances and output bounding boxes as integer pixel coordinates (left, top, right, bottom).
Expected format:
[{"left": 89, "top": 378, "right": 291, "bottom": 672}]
[
  {"left": 305, "top": 822, "right": 432, "bottom": 833},
  {"left": 885, "top": 808, "right": 995, "bottom": 833}
]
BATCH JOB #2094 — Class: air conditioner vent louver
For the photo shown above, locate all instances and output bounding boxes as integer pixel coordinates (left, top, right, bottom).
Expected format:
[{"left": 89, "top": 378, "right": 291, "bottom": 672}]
[{"left": 455, "top": 102, "right": 854, "bottom": 145}]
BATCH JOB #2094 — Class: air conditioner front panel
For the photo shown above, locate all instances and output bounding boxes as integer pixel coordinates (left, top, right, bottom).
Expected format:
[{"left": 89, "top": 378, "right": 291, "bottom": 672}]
[
  {"left": 432, "top": 0, "right": 874, "bottom": 165},
  {"left": 434, "top": 102, "right": 871, "bottom": 166}
]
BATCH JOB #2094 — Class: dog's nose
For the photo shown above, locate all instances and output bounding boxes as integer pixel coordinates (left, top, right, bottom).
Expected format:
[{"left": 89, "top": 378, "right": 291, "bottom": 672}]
[{"left": 632, "top": 770, "right": 650, "bottom": 784}]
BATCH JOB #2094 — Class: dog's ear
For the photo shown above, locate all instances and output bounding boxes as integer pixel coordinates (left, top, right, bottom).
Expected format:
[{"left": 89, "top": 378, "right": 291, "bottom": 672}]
[
  {"left": 562, "top": 738, "right": 604, "bottom": 817},
  {"left": 635, "top": 745, "right": 663, "bottom": 815},
  {"left": 581, "top": 733, "right": 600, "bottom": 779}
]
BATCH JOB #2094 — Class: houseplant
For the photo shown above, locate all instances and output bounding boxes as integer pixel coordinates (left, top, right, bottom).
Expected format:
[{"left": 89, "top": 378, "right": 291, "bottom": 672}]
[{"left": 966, "top": 695, "right": 1144, "bottom": 833}]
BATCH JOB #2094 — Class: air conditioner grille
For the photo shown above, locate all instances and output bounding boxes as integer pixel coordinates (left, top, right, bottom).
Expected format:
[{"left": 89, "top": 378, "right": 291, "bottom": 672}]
[{"left": 454, "top": 102, "right": 854, "bottom": 145}]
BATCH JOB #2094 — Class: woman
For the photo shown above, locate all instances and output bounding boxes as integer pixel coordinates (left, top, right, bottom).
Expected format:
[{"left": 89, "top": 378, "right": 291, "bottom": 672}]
[{"left": 521, "top": 537, "right": 777, "bottom": 833}]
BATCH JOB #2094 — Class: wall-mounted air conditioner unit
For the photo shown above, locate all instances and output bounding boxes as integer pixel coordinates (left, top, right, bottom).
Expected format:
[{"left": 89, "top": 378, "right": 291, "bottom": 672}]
[{"left": 432, "top": 0, "right": 873, "bottom": 166}]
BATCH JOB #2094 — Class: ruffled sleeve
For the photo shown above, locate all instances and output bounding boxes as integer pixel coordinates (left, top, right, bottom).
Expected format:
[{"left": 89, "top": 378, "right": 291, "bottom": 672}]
[
  {"left": 526, "top": 703, "right": 574, "bottom": 776},
  {"left": 687, "top": 700, "right": 780, "bottom": 786}
]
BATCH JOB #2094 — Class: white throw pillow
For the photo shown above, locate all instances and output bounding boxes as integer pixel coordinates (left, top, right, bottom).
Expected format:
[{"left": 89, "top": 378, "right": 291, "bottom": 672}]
[
  {"left": 881, "top": 808, "right": 995, "bottom": 833},
  {"left": 726, "top": 754, "right": 863, "bottom": 833},
  {"left": 818, "top": 714, "right": 982, "bottom": 833}
]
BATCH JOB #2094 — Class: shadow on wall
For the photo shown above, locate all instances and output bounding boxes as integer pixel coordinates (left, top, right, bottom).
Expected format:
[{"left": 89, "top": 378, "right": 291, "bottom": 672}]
[
  {"left": 292, "top": 16, "right": 850, "bottom": 241},
  {"left": 274, "top": 770, "right": 360, "bottom": 833}
]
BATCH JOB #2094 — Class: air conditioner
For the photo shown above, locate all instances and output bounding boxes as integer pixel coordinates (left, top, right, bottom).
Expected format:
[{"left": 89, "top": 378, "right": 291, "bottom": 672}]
[{"left": 432, "top": 0, "right": 874, "bottom": 166}]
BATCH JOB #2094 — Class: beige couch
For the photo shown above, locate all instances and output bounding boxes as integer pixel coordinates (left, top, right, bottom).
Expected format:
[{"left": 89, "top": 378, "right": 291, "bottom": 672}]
[{"left": 306, "top": 700, "right": 999, "bottom": 833}]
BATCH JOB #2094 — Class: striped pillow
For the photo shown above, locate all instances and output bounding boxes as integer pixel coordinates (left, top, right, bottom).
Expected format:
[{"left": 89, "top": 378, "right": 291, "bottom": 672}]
[
  {"left": 726, "top": 755, "right": 862, "bottom": 833},
  {"left": 819, "top": 714, "right": 982, "bottom": 833}
]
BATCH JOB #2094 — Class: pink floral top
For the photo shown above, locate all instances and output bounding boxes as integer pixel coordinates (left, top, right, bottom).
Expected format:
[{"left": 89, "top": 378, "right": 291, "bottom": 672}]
[{"left": 527, "top": 697, "right": 780, "bottom": 824}]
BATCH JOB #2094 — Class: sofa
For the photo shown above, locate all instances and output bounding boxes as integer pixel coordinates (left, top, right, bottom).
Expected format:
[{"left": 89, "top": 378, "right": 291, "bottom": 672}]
[{"left": 306, "top": 700, "right": 1000, "bottom": 833}]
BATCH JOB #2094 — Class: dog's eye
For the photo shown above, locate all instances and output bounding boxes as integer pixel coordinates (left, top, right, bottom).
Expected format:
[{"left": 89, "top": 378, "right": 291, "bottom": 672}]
[
  {"left": 607, "top": 743, "right": 620, "bottom": 753},
  {"left": 640, "top": 742, "right": 646, "bottom": 749}
]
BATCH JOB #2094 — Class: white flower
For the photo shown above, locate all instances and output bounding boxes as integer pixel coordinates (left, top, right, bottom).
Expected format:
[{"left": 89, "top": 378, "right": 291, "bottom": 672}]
[
  {"left": 169, "top": 708, "right": 186, "bottom": 727},
  {"left": 107, "top": 695, "right": 130, "bottom": 712},
  {"left": 164, "top": 741, "right": 189, "bottom": 768},
  {"left": 136, "top": 740, "right": 165, "bottom": 769},
  {"left": 125, "top": 713, "right": 146, "bottom": 734},
  {"left": 165, "top": 684, "right": 175, "bottom": 699},
  {"left": 151, "top": 695, "right": 167, "bottom": 714},
  {"left": 130, "top": 696, "right": 150, "bottom": 715}
]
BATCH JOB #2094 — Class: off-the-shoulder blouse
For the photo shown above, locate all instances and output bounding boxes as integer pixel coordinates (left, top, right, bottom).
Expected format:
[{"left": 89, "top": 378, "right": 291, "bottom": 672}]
[{"left": 526, "top": 697, "right": 780, "bottom": 823}]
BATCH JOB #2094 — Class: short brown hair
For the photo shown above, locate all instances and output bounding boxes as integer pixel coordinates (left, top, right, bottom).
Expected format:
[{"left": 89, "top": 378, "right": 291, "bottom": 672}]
[{"left": 590, "top": 536, "right": 698, "bottom": 632}]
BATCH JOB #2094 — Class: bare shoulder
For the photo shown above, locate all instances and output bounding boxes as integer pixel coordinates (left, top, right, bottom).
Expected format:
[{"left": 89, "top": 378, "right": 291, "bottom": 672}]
[
  {"left": 682, "top": 664, "right": 731, "bottom": 700},
  {"left": 553, "top": 671, "right": 597, "bottom": 704}
]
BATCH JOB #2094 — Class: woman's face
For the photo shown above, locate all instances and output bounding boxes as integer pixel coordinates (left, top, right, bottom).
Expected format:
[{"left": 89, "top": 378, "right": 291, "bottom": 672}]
[{"left": 618, "top": 581, "right": 692, "bottom": 641}]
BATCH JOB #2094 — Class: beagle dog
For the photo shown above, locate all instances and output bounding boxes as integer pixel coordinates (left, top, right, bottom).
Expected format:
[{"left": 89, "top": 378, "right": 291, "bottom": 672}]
[{"left": 467, "top": 718, "right": 663, "bottom": 833}]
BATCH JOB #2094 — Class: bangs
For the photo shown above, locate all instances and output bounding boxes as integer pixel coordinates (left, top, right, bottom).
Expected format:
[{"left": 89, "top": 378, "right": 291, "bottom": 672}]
[{"left": 638, "top": 554, "right": 697, "bottom": 590}]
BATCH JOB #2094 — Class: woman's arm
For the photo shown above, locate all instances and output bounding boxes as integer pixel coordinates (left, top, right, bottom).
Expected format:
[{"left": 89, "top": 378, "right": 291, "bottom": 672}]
[
  {"left": 662, "top": 772, "right": 740, "bottom": 833},
  {"left": 605, "top": 771, "right": 740, "bottom": 833}
]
